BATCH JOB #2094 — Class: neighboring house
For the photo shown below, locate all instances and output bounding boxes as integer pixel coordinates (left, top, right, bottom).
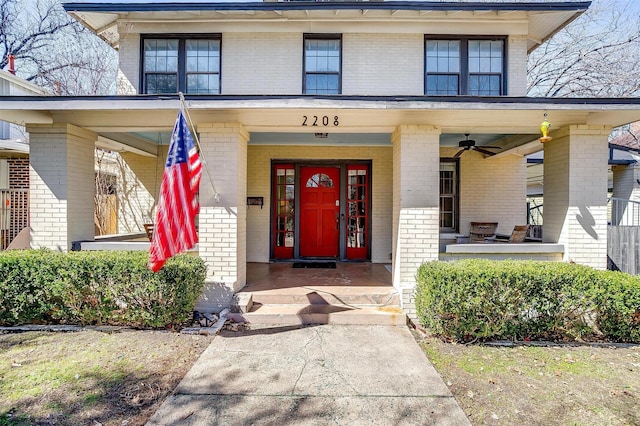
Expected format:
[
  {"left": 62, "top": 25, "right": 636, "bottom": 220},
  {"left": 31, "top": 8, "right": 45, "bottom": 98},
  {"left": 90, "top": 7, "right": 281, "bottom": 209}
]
[
  {"left": 609, "top": 123, "right": 640, "bottom": 224},
  {"left": 1, "top": 1, "right": 640, "bottom": 313},
  {"left": 0, "top": 70, "right": 47, "bottom": 250}
]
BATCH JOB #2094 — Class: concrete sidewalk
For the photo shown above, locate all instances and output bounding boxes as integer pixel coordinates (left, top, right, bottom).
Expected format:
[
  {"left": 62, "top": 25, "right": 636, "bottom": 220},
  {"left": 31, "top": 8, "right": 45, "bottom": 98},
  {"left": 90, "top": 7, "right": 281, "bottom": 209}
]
[{"left": 147, "top": 325, "right": 470, "bottom": 425}]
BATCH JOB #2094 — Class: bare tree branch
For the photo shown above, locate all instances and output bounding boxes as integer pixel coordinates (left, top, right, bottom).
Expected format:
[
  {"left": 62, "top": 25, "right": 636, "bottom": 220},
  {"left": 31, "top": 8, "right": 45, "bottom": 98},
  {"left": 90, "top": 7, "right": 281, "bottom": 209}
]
[{"left": 0, "top": 0, "right": 116, "bottom": 95}]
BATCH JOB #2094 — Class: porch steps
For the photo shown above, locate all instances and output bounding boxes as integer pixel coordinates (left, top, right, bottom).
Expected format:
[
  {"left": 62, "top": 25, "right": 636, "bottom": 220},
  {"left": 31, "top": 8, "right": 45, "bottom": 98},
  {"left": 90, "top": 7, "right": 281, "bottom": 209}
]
[{"left": 229, "top": 286, "right": 406, "bottom": 327}]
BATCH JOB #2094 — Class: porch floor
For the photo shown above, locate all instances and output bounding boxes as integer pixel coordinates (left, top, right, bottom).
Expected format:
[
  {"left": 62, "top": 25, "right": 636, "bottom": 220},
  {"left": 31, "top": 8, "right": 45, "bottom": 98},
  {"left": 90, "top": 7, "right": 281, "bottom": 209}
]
[
  {"left": 233, "top": 263, "right": 403, "bottom": 326},
  {"left": 244, "top": 262, "right": 393, "bottom": 291}
]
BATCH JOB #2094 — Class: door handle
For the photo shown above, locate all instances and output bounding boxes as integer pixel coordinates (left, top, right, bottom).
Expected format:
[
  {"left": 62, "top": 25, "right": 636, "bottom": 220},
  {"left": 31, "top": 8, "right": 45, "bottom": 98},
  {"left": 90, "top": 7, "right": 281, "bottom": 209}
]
[{"left": 336, "top": 213, "right": 340, "bottom": 230}]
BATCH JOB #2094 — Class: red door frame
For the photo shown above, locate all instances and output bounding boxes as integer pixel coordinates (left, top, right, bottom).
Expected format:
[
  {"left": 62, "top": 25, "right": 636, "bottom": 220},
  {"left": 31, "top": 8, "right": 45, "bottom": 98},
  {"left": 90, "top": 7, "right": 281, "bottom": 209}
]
[{"left": 271, "top": 162, "right": 371, "bottom": 260}]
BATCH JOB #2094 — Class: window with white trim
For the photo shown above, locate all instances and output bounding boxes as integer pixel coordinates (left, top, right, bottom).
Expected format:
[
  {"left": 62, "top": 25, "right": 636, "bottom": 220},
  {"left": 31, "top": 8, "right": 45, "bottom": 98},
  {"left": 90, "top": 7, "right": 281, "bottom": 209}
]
[
  {"left": 142, "top": 36, "right": 221, "bottom": 94},
  {"left": 304, "top": 35, "right": 341, "bottom": 94},
  {"left": 426, "top": 37, "right": 505, "bottom": 96}
]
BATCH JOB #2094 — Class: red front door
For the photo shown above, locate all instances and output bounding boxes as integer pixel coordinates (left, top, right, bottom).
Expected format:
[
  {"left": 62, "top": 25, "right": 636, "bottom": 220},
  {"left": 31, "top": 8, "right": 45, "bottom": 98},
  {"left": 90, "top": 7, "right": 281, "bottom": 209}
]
[{"left": 300, "top": 166, "right": 340, "bottom": 257}]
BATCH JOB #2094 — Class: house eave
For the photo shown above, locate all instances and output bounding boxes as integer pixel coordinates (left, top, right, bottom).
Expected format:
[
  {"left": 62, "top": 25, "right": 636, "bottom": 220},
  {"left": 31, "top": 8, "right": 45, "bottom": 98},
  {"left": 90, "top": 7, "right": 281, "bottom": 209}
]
[
  {"left": 63, "top": 1, "right": 591, "bottom": 14},
  {"left": 63, "top": 1, "right": 589, "bottom": 51}
]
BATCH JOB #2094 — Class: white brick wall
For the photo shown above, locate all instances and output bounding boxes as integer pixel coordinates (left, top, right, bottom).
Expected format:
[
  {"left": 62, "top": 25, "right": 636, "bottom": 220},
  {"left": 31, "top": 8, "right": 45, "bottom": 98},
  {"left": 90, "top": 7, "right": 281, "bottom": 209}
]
[
  {"left": 114, "top": 29, "right": 528, "bottom": 96},
  {"left": 27, "top": 124, "right": 96, "bottom": 250},
  {"left": 118, "top": 30, "right": 140, "bottom": 94},
  {"left": 343, "top": 34, "right": 424, "bottom": 95},
  {"left": 456, "top": 150, "right": 527, "bottom": 236},
  {"left": 507, "top": 35, "right": 528, "bottom": 96},
  {"left": 246, "top": 144, "right": 393, "bottom": 263},
  {"left": 117, "top": 151, "right": 165, "bottom": 232},
  {"left": 223, "top": 33, "right": 302, "bottom": 94},
  {"left": 543, "top": 125, "right": 611, "bottom": 269}
]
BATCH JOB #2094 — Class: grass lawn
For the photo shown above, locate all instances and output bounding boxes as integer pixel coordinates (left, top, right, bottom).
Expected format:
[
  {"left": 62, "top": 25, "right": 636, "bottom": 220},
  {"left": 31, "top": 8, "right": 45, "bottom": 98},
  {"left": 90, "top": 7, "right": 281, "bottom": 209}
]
[
  {"left": 0, "top": 330, "right": 212, "bottom": 425},
  {"left": 416, "top": 332, "right": 640, "bottom": 425}
]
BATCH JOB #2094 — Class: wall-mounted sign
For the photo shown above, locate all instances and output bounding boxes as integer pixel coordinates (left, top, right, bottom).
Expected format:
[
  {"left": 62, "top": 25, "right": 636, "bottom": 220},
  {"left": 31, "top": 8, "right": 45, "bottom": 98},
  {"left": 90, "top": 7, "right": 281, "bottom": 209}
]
[{"left": 247, "top": 196, "right": 264, "bottom": 209}]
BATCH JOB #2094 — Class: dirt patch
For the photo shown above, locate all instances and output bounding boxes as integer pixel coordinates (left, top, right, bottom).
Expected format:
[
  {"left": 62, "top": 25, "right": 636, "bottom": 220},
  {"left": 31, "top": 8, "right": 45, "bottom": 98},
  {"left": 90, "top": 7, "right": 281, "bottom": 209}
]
[
  {"left": 415, "top": 332, "right": 640, "bottom": 425},
  {"left": 0, "top": 329, "right": 213, "bottom": 425}
]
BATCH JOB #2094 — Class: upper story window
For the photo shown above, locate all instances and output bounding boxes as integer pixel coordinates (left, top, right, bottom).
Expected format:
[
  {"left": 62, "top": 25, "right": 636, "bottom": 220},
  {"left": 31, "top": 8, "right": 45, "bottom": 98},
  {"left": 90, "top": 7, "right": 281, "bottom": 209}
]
[
  {"left": 425, "top": 37, "right": 505, "bottom": 96},
  {"left": 142, "top": 36, "right": 221, "bottom": 94},
  {"left": 304, "top": 35, "right": 341, "bottom": 95}
]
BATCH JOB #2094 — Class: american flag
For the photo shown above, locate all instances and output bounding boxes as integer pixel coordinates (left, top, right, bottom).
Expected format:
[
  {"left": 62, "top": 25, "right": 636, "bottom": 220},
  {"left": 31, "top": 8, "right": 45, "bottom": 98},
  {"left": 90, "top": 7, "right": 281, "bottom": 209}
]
[{"left": 148, "top": 108, "right": 202, "bottom": 272}]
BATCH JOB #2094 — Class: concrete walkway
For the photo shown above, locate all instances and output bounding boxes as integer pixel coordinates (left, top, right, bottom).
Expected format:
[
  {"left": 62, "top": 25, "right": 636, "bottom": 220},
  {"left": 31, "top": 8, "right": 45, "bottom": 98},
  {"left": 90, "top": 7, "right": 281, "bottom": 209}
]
[{"left": 147, "top": 325, "right": 470, "bottom": 425}]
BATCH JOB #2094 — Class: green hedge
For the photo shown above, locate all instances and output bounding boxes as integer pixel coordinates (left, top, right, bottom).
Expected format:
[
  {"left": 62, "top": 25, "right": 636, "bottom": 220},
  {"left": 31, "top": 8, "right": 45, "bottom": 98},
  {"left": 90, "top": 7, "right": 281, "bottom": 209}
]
[
  {"left": 415, "top": 259, "right": 640, "bottom": 343},
  {"left": 0, "top": 250, "right": 206, "bottom": 328}
]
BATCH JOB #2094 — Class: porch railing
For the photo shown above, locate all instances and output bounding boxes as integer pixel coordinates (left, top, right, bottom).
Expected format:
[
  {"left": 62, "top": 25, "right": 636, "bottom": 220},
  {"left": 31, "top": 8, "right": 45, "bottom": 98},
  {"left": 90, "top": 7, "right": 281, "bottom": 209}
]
[
  {"left": 609, "top": 197, "right": 640, "bottom": 226},
  {"left": 527, "top": 201, "right": 543, "bottom": 226},
  {"left": 0, "top": 189, "right": 29, "bottom": 250}
]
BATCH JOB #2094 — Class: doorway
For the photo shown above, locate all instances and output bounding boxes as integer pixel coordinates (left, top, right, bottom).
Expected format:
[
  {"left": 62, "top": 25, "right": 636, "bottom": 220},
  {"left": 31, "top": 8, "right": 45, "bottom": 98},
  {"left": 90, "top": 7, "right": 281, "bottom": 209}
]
[{"left": 272, "top": 162, "right": 370, "bottom": 260}]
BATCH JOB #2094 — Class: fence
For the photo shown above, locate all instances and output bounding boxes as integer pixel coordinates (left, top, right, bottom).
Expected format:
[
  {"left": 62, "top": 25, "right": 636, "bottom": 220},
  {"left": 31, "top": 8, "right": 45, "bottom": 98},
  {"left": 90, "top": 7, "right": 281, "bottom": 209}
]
[{"left": 0, "top": 189, "right": 29, "bottom": 250}]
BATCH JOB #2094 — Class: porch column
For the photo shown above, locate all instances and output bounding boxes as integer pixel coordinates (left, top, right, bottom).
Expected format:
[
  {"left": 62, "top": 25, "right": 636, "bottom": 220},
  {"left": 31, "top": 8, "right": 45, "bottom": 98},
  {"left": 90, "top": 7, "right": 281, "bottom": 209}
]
[
  {"left": 543, "top": 125, "right": 611, "bottom": 269},
  {"left": 196, "top": 123, "right": 249, "bottom": 312},
  {"left": 392, "top": 125, "right": 441, "bottom": 317},
  {"left": 27, "top": 124, "right": 96, "bottom": 251}
]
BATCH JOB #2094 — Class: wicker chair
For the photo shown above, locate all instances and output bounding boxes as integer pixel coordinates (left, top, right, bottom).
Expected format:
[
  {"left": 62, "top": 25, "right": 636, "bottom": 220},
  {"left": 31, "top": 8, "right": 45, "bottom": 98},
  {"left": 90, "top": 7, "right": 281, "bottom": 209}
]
[{"left": 143, "top": 223, "right": 154, "bottom": 241}]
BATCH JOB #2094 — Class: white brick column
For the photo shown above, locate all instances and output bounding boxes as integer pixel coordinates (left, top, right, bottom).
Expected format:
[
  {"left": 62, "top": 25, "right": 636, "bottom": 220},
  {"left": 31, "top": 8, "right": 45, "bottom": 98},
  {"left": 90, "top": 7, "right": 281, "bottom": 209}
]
[
  {"left": 27, "top": 124, "right": 96, "bottom": 251},
  {"left": 392, "top": 125, "right": 441, "bottom": 317},
  {"left": 543, "top": 125, "right": 611, "bottom": 269},
  {"left": 195, "top": 123, "right": 249, "bottom": 312}
]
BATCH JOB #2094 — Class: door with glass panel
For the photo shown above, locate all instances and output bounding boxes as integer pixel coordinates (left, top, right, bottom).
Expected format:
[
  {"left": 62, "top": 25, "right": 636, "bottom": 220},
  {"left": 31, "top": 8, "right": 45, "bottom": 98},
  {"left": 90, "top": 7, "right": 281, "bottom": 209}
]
[
  {"left": 273, "top": 165, "right": 295, "bottom": 259},
  {"left": 345, "top": 165, "right": 369, "bottom": 260}
]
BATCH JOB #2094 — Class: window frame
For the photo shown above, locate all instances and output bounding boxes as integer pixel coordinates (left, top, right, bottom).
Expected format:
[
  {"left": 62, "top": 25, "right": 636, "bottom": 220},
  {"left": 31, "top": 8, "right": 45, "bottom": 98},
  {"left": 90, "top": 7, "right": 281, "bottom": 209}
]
[
  {"left": 439, "top": 158, "right": 460, "bottom": 232},
  {"left": 303, "top": 33, "right": 342, "bottom": 95},
  {"left": 140, "top": 34, "right": 222, "bottom": 95},
  {"left": 424, "top": 36, "right": 507, "bottom": 96}
]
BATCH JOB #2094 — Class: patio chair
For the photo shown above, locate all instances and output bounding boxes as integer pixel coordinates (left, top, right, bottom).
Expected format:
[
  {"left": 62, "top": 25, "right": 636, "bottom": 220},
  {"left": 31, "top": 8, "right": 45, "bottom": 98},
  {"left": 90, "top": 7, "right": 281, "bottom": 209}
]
[
  {"left": 143, "top": 223, "right": 154, "bottom": 241},
  {"left": 468, "top": 222, "right": 498, "bottom": 243},
  {"left": 490, "top": 225, "right": 530, "bottom": 243}
]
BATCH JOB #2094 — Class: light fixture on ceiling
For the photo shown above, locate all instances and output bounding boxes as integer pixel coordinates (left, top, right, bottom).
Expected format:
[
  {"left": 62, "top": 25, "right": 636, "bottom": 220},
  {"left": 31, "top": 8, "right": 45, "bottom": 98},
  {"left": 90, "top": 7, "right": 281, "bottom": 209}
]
[{"left": 539, "top": 111, "right": 553, "bottom": 143}]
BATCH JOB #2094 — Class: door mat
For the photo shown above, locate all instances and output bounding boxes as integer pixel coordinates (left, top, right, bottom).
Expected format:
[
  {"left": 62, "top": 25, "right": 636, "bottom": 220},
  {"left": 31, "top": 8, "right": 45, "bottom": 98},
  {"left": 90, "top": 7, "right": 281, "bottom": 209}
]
[{"left": 292, "top": 262, "right": 337, "bottom": 269}]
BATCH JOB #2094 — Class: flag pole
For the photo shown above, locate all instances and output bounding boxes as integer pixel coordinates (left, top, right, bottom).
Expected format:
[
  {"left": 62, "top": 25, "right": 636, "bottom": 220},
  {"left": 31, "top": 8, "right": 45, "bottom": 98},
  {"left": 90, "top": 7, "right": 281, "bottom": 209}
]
[{"left": 178, "top": 92, "right": 220, "bottom": 203}]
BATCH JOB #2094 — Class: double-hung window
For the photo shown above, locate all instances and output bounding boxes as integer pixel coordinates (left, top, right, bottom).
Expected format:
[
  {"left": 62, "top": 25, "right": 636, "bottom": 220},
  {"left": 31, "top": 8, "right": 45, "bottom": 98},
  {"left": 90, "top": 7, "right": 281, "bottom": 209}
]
[
  {"left": 425, "top": 37, "right": 505, "bottom": 96},
  {"left": 303, "top": 35, "right": 341, "bottom": 94},
  {"left": 439, "top": 160, "right": 459, "bottom": 232},
  {"left": 142, "top": 36, "right": 221, "bottom": 94}
]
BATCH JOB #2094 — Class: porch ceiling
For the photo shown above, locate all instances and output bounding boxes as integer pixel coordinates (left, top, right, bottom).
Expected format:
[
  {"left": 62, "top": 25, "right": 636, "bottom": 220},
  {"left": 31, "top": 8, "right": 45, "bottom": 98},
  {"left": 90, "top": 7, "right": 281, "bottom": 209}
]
[{"left": 2, "top": 95, "right": 640, "bottom": 156}]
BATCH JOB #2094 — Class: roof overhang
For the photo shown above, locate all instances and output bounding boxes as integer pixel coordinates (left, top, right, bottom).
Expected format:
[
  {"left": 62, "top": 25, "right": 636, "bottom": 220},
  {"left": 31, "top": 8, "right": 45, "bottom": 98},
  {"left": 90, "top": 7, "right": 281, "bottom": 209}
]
[
  {"left": 62, "top": 1, "right": 589, "bottom": 51},
  {"left": 0, "top": 70, "right": 50, "bottom": 95},
  {"left": 0, "top": 140, "right": 30, "bottom": 154},
  {"left": 1, "top": 94, "right": 638, "bottom": 156}
]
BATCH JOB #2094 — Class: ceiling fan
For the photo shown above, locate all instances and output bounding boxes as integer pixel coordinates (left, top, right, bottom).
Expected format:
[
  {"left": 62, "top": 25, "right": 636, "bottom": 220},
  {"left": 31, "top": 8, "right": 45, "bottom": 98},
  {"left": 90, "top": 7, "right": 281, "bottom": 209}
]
[{"left": 453, "top": 134, "right": 502, "bottom": 158}]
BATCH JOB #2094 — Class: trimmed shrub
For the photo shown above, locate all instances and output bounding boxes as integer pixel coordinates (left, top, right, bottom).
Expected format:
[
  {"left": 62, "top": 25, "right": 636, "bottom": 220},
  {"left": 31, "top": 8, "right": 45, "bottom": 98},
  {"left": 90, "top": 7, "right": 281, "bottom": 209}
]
[
  {"left": 415, "top": 259, "right": 640, "bottom": 343},
  {"left": 0, "top": 250, "right": 206, "bottom": 328}
]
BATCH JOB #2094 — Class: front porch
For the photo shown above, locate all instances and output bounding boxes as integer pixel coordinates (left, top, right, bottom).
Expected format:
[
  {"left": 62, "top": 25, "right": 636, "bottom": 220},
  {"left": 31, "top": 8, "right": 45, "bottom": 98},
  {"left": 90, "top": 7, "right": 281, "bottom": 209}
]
[{"left": 228, "top": 262, "right": 406, "bottom": 326}]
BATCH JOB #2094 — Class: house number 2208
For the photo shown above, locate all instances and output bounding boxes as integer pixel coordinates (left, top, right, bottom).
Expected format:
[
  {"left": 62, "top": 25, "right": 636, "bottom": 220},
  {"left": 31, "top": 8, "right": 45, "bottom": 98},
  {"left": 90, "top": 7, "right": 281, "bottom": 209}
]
[{"left": 302, "top": 115, "right": 339, "bottom": 127}]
